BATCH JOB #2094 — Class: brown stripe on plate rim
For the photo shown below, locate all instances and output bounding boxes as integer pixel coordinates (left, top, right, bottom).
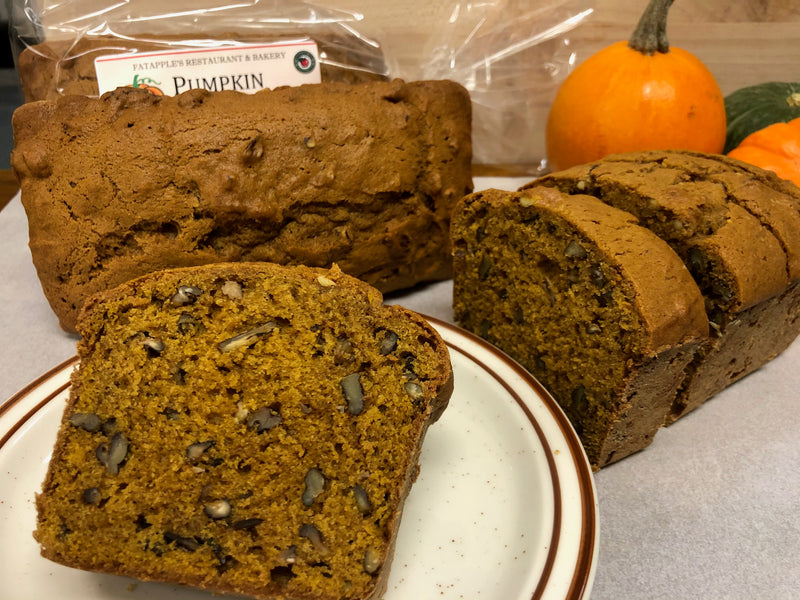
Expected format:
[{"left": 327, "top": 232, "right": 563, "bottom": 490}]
[
  {"left": 426, "top": 316, "right": 597, "bottom": 600},
  {"left": 0, "top": 356, "right": 77, "bottom": 450},
  {"left": 0, "top": 356, "right": 78, "bottom": 420}
]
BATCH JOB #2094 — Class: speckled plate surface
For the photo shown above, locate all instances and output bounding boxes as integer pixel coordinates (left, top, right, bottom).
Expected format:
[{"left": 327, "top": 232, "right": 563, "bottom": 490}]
[{"left": 0, "top": 319, "right": 598, "bottom": 599}]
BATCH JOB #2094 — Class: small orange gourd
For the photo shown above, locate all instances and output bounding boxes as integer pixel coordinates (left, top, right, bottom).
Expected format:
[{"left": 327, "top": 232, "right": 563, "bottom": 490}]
[
  {"left": 546, "top": 0, "right": 726, "bottom": 171},
  {"left": 728, "top": 118, "right": 800, "bottom": 187}
]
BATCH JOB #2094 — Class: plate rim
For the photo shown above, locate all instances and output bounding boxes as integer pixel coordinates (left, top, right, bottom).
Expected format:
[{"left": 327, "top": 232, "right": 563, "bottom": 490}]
[
  {"left": 0, "top": 355, "right": 78, "bottom": 448},
  {"left": 0, "top": 320, "right": 597, "bottom": 600},
  {"left": 425, "top": 316, "right": 598, "bottom": 600}
]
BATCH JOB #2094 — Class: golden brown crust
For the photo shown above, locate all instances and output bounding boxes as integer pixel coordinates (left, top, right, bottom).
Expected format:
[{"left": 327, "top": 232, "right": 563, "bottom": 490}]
[
  {"left": 590, "top": 150, "right": 800, "bottom": 282},
  {"left": 12, "top": 80, "right": 473, "bottom": 333},
  {"left": 521, "top": 187, "right": 709, "bottom": 352},
  {"left": 531, "top": 151, "right": 792, "bottom": 311}
]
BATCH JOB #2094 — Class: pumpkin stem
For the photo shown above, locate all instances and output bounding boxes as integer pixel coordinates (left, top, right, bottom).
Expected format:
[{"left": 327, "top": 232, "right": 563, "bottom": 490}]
[
  {"left": 788, "top": 93, "right": 800, "bottom": 108},
  {"left": 628, "top": 0, "right": 674, "bottom": 55}
]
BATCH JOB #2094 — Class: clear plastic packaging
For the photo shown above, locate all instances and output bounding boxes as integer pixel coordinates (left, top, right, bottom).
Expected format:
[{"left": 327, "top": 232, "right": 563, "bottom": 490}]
[
  {"left": 9, "top": 0, "right": 393, "bottom": 102},
  {"left": 413, "top": 0, "right": 594, "bottom": 168},
  {"left": 10, "top": 0, "right": 594, "bottom": 167}
]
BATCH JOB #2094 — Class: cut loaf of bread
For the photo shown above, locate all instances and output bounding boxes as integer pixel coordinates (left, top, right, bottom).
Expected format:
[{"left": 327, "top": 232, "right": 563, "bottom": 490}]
[
  {"left": 11, "top": 79, "right": 473, "bottom": 333},
  {"left": 532, "top": 150, "right": 800, "bottom": 421},
  {"left": 450, "top": 187, "right": 708, "bottom": 468},
  {"left": 35, "top": 262, "right": 453, "bottom": 600}
]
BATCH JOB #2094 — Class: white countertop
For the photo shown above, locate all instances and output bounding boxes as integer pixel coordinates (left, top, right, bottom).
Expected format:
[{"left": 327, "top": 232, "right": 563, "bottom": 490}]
[{"left": 2, "top": 177, "right": 799, "bottom": 599}]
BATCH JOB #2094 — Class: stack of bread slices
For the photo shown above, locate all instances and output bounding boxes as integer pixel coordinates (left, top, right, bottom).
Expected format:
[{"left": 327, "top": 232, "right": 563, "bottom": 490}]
[{"left": 452, "top": 150, "right": 800, "bottom": 468}]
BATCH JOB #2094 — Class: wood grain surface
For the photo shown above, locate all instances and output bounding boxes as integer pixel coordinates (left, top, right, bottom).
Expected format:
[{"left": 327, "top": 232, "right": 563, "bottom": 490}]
[
  {"left": 311, "top": 0, "right": 800, "bottom": 163},
  {"left": 33, "top": 0, "right": 800, "bottom": 93},
  {"left": 312, "top": 0, "right": 800, "bottom": 93}
]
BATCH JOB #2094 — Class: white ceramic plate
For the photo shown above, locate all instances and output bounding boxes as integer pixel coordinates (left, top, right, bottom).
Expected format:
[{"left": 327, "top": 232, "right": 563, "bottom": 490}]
[{"left": 0, "top": 319, "right": 598, "bottom": 600}]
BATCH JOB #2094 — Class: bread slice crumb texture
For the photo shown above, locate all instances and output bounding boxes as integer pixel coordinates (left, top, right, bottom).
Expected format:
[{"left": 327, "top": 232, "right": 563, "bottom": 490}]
[
  {"left": 451, "top": 188, "right": 706, "bottom": 467},
  {"left": 35, "top": 262, "right": 452, "bottom": 600}
]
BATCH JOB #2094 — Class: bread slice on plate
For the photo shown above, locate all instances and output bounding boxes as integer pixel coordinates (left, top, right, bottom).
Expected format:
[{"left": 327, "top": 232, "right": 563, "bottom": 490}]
[{"left": 34, "top": 261, "right": 453, "bottom": 600}]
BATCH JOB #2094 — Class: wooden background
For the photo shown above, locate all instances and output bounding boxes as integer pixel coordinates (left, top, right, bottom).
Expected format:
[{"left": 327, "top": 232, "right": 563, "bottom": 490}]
[
  {"left": 28, "top": 0, "right": 800, "bottom": 166},
  {"left": 309, "top": 0, "right": 800, "bottom": 164},
  {"left": 34, "top": 0, "right": 800, "bottom": 92},
  {"left": 310, "top": 0, "right": 800, "bottom": 92}
]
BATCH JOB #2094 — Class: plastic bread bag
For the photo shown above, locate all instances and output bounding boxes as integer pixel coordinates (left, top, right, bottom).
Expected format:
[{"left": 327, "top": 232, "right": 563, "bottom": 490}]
[
  {"left": 414, "top": 0, "right": 594, "bottom": 169},
  {"left": 9, "top": 0, "right": 394, "bottom": 102}
]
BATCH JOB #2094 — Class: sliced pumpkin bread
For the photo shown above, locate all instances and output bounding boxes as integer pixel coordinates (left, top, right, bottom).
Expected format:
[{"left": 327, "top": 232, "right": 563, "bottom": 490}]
[
  {"left": 531, "top": 150, "right": 800, "bottom": 421},
  {"left": 451, "top": 187, "right": 708, "bottom": 468},
  {"left": 35, "top": 262, "right": 453, "bottom": 600}
]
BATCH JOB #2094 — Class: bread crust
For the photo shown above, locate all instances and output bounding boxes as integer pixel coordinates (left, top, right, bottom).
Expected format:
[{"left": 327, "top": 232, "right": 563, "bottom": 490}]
[{"left": 12, "top": 80, "right": 473, "bottom": 333}]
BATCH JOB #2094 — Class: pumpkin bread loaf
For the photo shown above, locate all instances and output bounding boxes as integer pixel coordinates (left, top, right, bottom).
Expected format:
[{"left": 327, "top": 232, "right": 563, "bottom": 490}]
[
  {"left": 11, "top": 79, "right": 473, "bottom": 334},
  {"left": 531, "top": 150, "right": 800, "bottom": 421},
  {"left": 35, "top": 262, "right": 453, "bottom": 600},
  {"left": 450, "top": 187, "right": 708, "bottom": 468}
]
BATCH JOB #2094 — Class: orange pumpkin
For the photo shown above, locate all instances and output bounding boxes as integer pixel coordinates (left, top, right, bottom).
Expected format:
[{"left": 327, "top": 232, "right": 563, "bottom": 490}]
[
  {"left": 728, "top": 118, "right": 800, "bottom": 187},
  {"left": 546, "top": 0, "right": 726, "bottom": 171}
]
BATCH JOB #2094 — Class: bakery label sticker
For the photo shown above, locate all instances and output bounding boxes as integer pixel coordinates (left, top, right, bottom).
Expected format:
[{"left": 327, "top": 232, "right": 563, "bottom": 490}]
[{"left": 94, "top": 41, "right": 321, "bottom": 96}]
